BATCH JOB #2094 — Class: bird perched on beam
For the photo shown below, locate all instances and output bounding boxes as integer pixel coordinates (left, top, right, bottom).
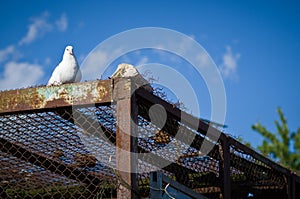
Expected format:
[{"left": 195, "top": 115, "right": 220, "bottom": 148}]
[
  {"left": 111, "top": 63, "right": 139, "bottom": 78},
  {"left": 110, "top": 63, "right": 153, "bottom": 92},
  {"left": 47, "top": 45, "right": 82, "bottom": 86}
]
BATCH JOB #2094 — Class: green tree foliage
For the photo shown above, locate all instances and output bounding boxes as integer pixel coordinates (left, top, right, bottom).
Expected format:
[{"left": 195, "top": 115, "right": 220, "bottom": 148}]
[{"left": 252, "top": 108, "right": 300, "bottom": 171}]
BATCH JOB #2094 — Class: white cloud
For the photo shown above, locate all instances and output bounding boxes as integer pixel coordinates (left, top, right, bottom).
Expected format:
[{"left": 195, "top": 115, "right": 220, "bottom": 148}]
[
  {"left": 0, "top": 45, "right": 23, "bottom": 64},
  {"left": 56, "top": 13, "right": 68, "bottom": 31},
  {"left": 0, "top": 45, "right": 15, "bottom": 63},
  {"left": 18, "top": 11, "right": 68, "bottom": 45},
  {"left": 0, "top": 61, "right": 44, "bottom": 90},
  {"left": 219, "top": 46, "right": 240, "bottom": 79},
  {"left": 19, "top": 12, "right": 53, "bottom": 45},
  {"left": 0, "top": 11, "right": 70, "bottom": 91}
]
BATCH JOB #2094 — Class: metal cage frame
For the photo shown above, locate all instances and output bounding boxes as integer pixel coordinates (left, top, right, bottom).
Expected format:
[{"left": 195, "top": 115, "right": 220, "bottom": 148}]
[{"left": 0, "top": 78, "right": 299, "bottom": 199}]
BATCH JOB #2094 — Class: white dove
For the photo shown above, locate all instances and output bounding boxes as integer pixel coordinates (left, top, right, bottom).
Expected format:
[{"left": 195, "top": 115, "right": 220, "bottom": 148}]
[
  {"left": 111, "top": 63, "right": 153, "bottom": 92},
  {"left": 111, "top": 63, "right": 139, "bottom": 78},
  {"left": 47, "top": 45, "right": 82, "bottom": 86}
]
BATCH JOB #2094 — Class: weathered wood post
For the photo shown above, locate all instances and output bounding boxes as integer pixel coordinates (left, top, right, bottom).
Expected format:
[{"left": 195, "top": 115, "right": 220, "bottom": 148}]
[{"left": 114, "top": 78, "right": 139, "bottom": 199}]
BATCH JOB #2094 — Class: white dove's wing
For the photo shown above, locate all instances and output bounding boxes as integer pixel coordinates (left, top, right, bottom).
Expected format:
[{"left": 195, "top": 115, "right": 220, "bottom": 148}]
[
  {"left": 111, "top": 64, "right": 125, "bottom": 78},
  {"left": 111, "top": 63, "right": 139, "bottom": 78},
  {"left": 124, "top": 66, "right": 139, "bottom": 77},
  {"left": 110, "top": 63, "right": 153, "bottom": 92},
  {"left": 47, "top": 65, "right": 62, "bottom": 86}
]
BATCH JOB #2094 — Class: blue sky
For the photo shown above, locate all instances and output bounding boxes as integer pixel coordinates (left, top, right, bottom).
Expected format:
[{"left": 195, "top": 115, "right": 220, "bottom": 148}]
[{"left": 0, "top": 0, "right": 300, "bottom": 148}]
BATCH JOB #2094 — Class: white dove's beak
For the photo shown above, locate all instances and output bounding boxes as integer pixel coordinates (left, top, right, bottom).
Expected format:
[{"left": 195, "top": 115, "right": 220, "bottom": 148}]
[{"left": 66, "top": 48, "right": 73, "bottom": 55}]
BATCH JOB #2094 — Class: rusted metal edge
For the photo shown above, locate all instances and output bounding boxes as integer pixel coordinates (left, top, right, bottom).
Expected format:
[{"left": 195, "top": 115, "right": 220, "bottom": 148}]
[{"left": 0, "top": 79, "right": 112, "bottom": 115}]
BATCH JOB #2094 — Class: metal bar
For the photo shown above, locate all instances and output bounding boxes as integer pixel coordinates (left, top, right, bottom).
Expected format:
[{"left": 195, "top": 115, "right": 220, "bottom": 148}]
[
  {"left": 0, "top": 80, "right": 112, "bottom": 115},
  {"left": 287, "top": 174, "right": 292, "bottom": 199},
  {"left": 220, "top": 135, "right": 231, "bottom": 199},
  {"left": 160, "top": 171, "right": 209, "bottom": 199},
  {"left": 288, "top": 173, "right": 296, "bottom": 199},
  {"left": 150, "top": 172, "right": 163, "bottom": 199},
  {"left": 150, "top": 171, "right": 209, "bottom": 199},
  {"left": 229, "top": 151, "right": 285, "bottom": 183},
  {"left": 292, "top": 173, "right": 300, "bottom": 199},
  {"left": 115, "top": 78, "right": 139, "bottom": 199},
  {"left": 227, "top": 136, "right": 291, "bottom": 175}
]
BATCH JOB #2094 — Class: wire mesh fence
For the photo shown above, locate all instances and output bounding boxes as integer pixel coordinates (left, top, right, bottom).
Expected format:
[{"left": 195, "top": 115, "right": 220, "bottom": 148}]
[
  {"left": 0, "top": 78, "right": 299, "bottom": 199},
  {"left": 0, "top": 107, "right": 117, "bottom": 199}
]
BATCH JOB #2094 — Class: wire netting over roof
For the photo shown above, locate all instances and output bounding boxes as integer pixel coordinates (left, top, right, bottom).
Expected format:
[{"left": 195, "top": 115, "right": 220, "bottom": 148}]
[{"left": 0, "top": 79, "right": 299, "bottom": 199}]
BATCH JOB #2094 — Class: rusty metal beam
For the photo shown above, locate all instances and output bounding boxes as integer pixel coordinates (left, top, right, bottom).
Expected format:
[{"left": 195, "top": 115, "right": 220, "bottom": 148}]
[{"left": 0, "top": 80, "right": 112, "bottom": 115}]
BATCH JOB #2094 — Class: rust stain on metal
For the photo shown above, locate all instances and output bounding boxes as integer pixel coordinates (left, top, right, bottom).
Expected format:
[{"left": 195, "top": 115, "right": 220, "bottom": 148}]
[
  {"left": 0, "top": 87, "right": 45, "bottom": 112},
  {"left": 96, "top": 81, "right": 109, "bottom": 101},
  {"left": 0, "top": 80, "right": 112, "bottom": 114},
  {"left": 43, "top": 80, "right": 112, "bottom": 107},
  {"left": 113, "top": 78, "right": 133, "bottom": 100}
]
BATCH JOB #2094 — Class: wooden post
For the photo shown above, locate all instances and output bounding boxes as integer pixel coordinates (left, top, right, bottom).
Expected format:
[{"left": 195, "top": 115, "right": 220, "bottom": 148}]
[{"left": 114, "top": 78, "right": 139, "bottom": 199}]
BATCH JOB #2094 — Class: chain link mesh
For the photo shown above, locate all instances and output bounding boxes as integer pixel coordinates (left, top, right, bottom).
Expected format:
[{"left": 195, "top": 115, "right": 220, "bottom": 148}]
[
  {"left": 0, "top": 106, "right": 118, "bottom": 198},
  {"left": 0, "top": 88, "right": 299, "bottom": 198}
]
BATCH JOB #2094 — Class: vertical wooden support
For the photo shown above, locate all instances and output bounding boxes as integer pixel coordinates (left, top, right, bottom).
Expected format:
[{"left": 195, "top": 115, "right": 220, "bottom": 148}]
[
  {"left": 219, "top": 135, "right": 231, "bottom": 199},
  {"left": 114, "top": 78, "right": 139, "bottom": 199},
  {"left": 150, "top": 172, "right": 163, "bottom": 199}
]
